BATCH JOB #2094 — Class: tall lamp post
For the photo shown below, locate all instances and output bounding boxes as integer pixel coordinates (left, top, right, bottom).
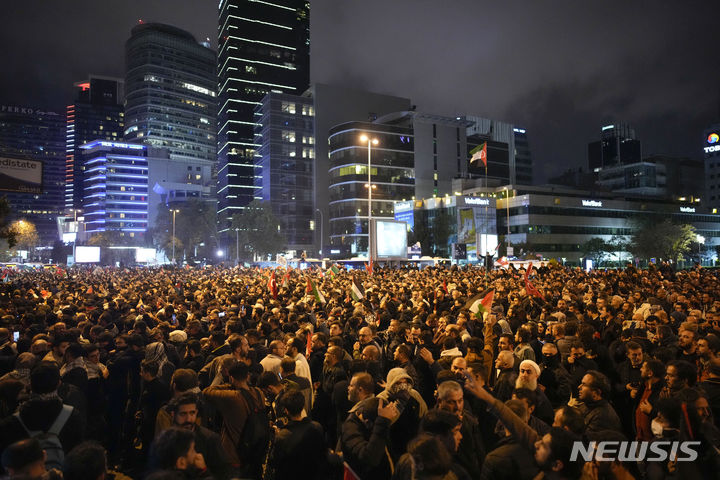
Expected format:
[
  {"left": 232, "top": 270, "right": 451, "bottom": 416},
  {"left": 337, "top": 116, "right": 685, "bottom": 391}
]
[
  {"left": 171, "top": 209, "right": 180, "bottom": 264},
  {"left": 505, "top": 187, "right": 511, "bottom": 252},
  {"left": 71, "top": 209, "right": 82, "bottom": 264},
  {"left": 315, "top": 208, "right": 323, "bottom": 257},
  {"left": 360, "top": 135, "right": 378, "bottom": 261},
  {"left": 235, "top": 228, "right": 240, "bottom": 265}
]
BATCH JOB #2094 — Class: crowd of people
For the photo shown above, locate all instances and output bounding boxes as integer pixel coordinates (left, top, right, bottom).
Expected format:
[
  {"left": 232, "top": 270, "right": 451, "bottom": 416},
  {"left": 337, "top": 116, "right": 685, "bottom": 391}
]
[{"left": 0, "top": 261, "right": 719, "bottom": 480}]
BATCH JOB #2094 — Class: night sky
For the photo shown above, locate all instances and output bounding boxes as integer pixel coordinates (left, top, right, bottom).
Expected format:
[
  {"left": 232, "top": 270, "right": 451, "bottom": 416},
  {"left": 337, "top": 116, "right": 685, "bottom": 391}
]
[{"left": 2, "top": 0, "right": 718, "bottom": 182}]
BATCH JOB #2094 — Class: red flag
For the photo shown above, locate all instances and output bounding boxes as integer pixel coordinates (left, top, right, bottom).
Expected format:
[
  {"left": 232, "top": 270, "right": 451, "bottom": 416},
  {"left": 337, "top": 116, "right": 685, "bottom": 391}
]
[
  {"left": 524, "top": 263, "right": 544, "bottom": 300},
  {"left": 40, "top": 290, "right": 51, "bottom": 299},
  {"left": 343, "top": 462, "right": 361, "bottom": 480},
  {"left": 442, "top": 280, "right": 448, "bottom": 294},
  {"left": 268, "top": 270, "right": 278, "bottom": 299},
  {"left": 365, "top": 261, "right": 373, "bottom": 276},
  {"left": 306, "top": 277, "right": 313, "bottom": 294},
  {"left": 306, "top": 331, "right": 312, "bottom": 357},
  {"left": 86, "top": 286, "right": 93, "bottom": 295}
]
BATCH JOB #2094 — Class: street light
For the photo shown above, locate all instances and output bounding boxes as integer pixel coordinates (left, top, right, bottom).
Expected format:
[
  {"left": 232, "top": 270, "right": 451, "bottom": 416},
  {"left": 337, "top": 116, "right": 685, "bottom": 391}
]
[
  {"left": 171, "top": 209, "right": 180, "bottom": 264},
  {"left": 505, "top": 187, "right": 511, "bottom": 252},
  {"left": 360, "top": 134, "right": 379, "bottom": 261},
  {"left": 315, "top": 208, "right": 323, "bottom": 257},
  {"left": 697, "top": 234, "right": 706, "bottom": 265},
  {"left": 235, "top": 228, "right": 240, "bottom": 265}
]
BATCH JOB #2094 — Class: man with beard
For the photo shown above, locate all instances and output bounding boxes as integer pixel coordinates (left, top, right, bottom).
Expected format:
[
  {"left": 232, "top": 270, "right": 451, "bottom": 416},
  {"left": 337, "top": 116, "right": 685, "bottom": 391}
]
[
  {"left": 436, "top": 380, "right": 485, "bottom": 479},
  {"left": 697, "top": 334, "right": 720, "bottom": 380},
  {"left": 633, "top": 358, "right": 665, "bottom": 440},
  {"left": 676, "top": 324, "right": 699, "bottom": 364},
  {"left": 575, "top": 370, "right": 622, "bottom": 433},
  {"left": 614, "top": 340, "right": 644, "bottom": 437},
  {"left": 516, "top": 359, "right": 554, "bottom": 425},
  {"left": 538, "top": 343, "right": 572, "bottom": 408},
  {"left": 168, "top": 394, "right": 231, "bottom": 479},
  {"left": 494, "top": 351, "right": 517, "bottom": 402},
  {"left": 463, "top": 375, "right": 585, "bottom": 480}
]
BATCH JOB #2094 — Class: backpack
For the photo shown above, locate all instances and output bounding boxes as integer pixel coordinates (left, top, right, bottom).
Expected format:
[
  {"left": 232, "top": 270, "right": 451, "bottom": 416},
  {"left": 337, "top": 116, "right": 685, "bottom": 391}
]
[
  {"left": 14, "top": 405, "right": 74, "bottom": 470},
  {"left": 237, "top": 387, "right": 271, "bottom": 464}
]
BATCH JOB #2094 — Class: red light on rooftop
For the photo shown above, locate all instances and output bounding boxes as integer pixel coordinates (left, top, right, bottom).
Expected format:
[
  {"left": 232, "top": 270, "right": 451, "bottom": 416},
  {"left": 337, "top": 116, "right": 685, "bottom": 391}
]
[
  {"left": 77, "top": 83, "right": 90, "bottom": 91},
  {"left": 138, "top": 19, "right": 144, "bottom": 24}
]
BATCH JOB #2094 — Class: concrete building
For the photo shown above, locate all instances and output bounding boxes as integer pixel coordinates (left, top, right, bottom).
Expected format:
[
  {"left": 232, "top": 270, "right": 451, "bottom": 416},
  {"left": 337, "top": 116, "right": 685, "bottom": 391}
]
[
  {"left": 466, "top": 116, "right": 533, "bottom": 185},
  {"left": 65, "top": 76, "right": 124, "bottom": 211},
  {"left": 216, "top": 0, "right": 309, "bottom": 233},
  {"left": 124, "top": 23, "right": 217, "bottom": 170},
  {"left": 254, "top": 92, "right": 314, "bottom": 253},
  {"left": 0, "top": 104, "right": 65, "bottom": 244},
  {"left": 705, "top": 125, "right": 720, "bottom": 208},
  {"left": 310, "top": 84, "right": 412, "bottom": 254}
]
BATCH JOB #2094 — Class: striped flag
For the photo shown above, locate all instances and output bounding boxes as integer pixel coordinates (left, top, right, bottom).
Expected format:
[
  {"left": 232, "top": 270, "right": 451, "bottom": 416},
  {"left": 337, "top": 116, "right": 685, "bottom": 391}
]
[
  {"left": 524, "top": 263, "right": 545, "bottom": 300},
  {"left": 306, "top": 278, "right": 326, "bottom": 304},
  {"left": 327, "top": 264, "right": 340, "bottom": 277},
  {"left": 470, "top": 142, "right": 487, "bottom": 167},
  {"left": 268, "top": 270, "right": 278, "bottom": 299},
  {"left": 350, "top": 276, "right": 365, "bottom": 301},
  {"left": 466, "top": 289, "right": 495, "bottom": 319}
]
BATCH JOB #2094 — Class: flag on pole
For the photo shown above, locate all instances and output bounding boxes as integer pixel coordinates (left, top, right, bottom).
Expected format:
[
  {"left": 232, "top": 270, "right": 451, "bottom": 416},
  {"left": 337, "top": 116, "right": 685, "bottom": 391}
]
[
  {"left": 282, "top": 270, "right": 290, "bottom": 288},
  {"left": 350, "top": 276, "right": 365, "bottom": 301},
  {"left": 268, "top": 270, "right": 278, "bottom": 299},
  {"left": 343, "top": 462, "right": 361, "bottom": 480},
  {"left": 442, "top": 280, "right": 449, "bottom": 294},
  {"left": 327, "top": 264, "right": 340, "bottom": 277},
  {"left": 470, "top": 142, "right": 488, "bottom": 167},
  {"left": 306, "top": 278, "right": 326, "bottom": 304},
  {"left": 466, "top": 289, "right": 495, "bottom": 319},
  {"left": 524, "top": 263, "right": 545, "bottom": 300}
]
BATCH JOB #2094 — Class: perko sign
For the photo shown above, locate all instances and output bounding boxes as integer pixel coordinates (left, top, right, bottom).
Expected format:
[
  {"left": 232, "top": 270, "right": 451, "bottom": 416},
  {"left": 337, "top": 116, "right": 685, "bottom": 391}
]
[{"left": 705, "top": 132, "right": 720, "bottom": 153}]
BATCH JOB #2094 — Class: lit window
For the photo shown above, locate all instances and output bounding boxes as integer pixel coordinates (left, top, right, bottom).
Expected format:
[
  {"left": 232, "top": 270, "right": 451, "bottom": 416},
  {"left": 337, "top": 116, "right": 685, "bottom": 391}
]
[
  {"left": 282, "top": 130, "right": 296, "bottom": 142},
  {"left": 281, "top": 102, "right": 296, "bottom": 114}
]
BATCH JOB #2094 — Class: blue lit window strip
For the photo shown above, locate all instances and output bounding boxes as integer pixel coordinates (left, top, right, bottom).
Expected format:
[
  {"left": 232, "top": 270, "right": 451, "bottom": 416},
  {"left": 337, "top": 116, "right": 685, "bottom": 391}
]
[{"left": 81, "top": 140, "right": 146, "bottom": 150}]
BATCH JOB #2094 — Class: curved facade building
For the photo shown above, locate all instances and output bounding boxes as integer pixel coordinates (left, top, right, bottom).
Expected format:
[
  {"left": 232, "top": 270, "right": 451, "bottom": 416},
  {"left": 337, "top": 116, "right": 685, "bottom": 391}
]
[
  {"left": 328, "top": 121, "right": 414, "bottom": 254},
  {"left": 124, "top": 23, "right": 217, "bottom": 165}
]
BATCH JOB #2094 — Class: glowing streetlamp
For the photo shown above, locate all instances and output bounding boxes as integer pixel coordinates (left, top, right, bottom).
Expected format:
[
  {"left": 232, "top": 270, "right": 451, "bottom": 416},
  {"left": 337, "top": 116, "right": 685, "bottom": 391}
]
[
  {"left": 171, "top": 209, "right": 180, "bottom": 264},
  {"left": 360, "top": 134, "right": 379, "bottom": 261}
]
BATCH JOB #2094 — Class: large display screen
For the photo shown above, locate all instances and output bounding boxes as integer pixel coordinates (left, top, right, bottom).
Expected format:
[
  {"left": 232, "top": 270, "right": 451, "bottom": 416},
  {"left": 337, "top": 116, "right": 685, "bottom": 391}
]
[
  {"left": 375, "top": 220, "right": 407, "bottom": 259},
  {"left": 136, "top": 248, "right": 156, "bottom": 263},
  {"left": 75, "top": 246, "right": 100, "bottom": 263}
]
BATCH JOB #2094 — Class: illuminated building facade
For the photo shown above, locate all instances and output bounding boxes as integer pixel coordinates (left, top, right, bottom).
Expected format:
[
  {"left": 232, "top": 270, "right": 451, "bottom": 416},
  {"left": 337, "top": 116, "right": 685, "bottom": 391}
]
[
  {"left": 65, "top": 76, "right": 124, "bottom": 211},
  {"left": 705, "top": 124, "right": 720, "bottom": 208},
  {"left": 216, "top": 0, "right": 310, "bottom": 233},
  {"left": 80, "top": 141, "right": 155, "bottom": 239},
  {"left": 0, "top": 104, "right": 65, "bottom": 244},
  {"left": 124, "top": 23, "right": 217, "bottom": 167},
  {"left": 254, "top": 92, "right": 314, "bottom": 252}
]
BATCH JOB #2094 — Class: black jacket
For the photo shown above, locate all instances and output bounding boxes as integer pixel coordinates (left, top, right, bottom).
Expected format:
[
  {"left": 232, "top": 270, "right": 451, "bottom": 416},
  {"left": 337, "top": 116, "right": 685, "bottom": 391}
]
[
  {"left": 340, "top": 405, "right": 393, "bottom": 480},
  {"left": 273, "top": 417, "right": 327, "bottom": 480}
]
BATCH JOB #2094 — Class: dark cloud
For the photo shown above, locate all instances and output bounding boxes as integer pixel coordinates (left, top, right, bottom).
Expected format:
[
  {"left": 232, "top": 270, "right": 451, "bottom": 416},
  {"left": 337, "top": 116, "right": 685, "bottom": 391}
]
[{"left": 2, "top": 1, "right": 717, "bottom": 182}]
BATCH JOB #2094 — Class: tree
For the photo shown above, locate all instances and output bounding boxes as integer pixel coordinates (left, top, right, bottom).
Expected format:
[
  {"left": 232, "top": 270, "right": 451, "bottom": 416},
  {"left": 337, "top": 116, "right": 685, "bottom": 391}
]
[
  {"left": 630, "top": 218, "right": 695, "bottom": 263},
  {"left": 580, "top": 237, "right": 609, "bottom": 266},
  {"left": 0, "top": 197, "right": 16, "bottom": 248},
  {"left": 10, "top": 219, "right": 39, "bottom": 251},
  {"left": 152, "top": 200, "right": 217, "bottom": 262},
  {"left": 607, "top": 235, "right": 630, "bottom": 265},
  {"left": 231, "top": 200, "right": 286, "bottom": 259}
]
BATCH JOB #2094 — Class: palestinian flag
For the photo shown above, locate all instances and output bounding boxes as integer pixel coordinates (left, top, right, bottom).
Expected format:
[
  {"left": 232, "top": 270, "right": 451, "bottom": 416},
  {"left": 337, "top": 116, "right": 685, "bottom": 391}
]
[
  {"left": 307, "top": 278, "right": 326, "bottom": 304},
  {"left": 466, "top": 289, "right": 495, "bottom": 319},
  {"left": 268, "top": 270, "right": 278, "bottom": 299},
  {"left": 350, "top": 276, "right": 365, "bottom": 301},
  {"left": 327, "top": 264, "right": 340, "bottom": 277},
  {"left": 470, "top": 142, "right": 488, "bottom": 167}
]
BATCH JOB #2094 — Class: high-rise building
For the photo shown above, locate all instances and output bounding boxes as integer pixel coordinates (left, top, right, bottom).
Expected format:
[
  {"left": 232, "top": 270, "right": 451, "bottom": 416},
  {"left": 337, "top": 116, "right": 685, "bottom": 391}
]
[
  {"left": 326, "top": 110, "right": 472, "bottom": 254},
  {"left": 588, "top": 122, "right": 641, "bottom": 171},
  {"left": 124, "top": 23, "right": 217, "bottom": 168},
  {"left": 216, "top": 0, "right": 310, "bottom": 233},
  {"left": 0, "top": 104, "right": 65, "bottom": 244},
  {"left": 80, "top": 140, "right": 158, "bottom": 239},
  {"left": 66, "top": 76, "right": 124, "bottom": 211},
  {"left": 328, "top": 120, "right": 414, "bottom": 254},
  {"left": 704, "top": 125, "right": 720, "bottom": 208},
  {"left": 465, "top": 116, "right": 533, "bottom": 185},
  {"left": 254, "top": 92, "right": 314, "bottom": 253}
]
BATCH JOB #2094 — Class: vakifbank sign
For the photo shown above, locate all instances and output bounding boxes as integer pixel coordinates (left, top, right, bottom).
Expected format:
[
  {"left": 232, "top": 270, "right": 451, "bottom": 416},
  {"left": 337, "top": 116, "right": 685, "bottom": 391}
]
[{"left": 0, "top": 157, "right": 43, "bottom": 194}]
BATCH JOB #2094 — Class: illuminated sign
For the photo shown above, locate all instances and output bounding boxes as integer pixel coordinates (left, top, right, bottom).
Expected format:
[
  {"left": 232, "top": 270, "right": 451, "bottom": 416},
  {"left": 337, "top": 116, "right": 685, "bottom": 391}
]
[
  {"left": 464, "top": 197, "right": 490, "bottom": 206},
  {"left": 513, "top": 128, "right": 526, "bottom": 134},
  {"left": 582, "top": 200, "right": 603, "bottom": 207},
  {"left": 0, "top": 156, "right": 43, "bottom": 194},
  {"left": 1, "top": 105, "right": 57, "bottom": 116},
  {"left": 706, "top": 145, "right": 720, "bottom": 154},
  {"left": 680, "top": 206, "right": 695, "bottom": 213},
  {"left": 708, "top": 133, "right": 719, "bottom": 144},
  {"left": 394, "top": 200, "right": 414, "bottom": 213},
  {"left": 602, "top": 125, "right": 615, "bottom": 131}
]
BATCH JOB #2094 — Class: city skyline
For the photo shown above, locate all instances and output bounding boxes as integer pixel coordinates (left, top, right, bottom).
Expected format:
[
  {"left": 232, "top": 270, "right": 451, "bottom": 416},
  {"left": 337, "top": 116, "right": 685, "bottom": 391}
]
[{"left": 1, "top": 0, "right": 718, "bottom": 183}]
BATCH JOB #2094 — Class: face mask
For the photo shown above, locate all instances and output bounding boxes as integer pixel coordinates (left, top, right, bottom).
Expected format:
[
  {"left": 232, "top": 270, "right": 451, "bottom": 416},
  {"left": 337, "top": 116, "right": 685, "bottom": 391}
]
[{"left": 651, "top": 418, "right": 664, "bottom": 437}]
